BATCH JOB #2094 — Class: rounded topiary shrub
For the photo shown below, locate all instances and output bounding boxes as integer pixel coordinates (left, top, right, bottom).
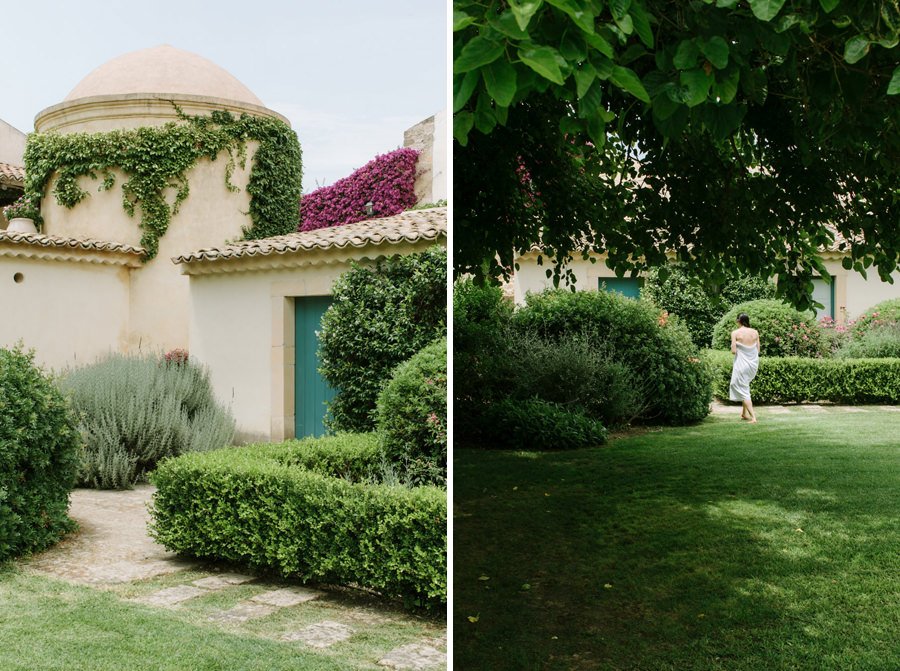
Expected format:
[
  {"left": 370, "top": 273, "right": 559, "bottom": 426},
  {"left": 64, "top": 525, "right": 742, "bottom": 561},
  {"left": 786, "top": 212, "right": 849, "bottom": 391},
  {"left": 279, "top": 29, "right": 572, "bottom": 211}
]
[
  {"left": 850, "top": 298, "right": 900, "bottom": 339},
  {"left": 712, "top": 299, "right": 825, "bottom": 357},
  {"left": 319, "top": 246, "right": 447, "bottom": 433},
  {"left": 59, "top": 352, "right": 235, "bottom": 490},
  {"left": 511, "top": 290, "right": 711, "bottom": 425},
  {"left": 376, "top": 338, "right": 447, "bottom": 487},
  {"left": 0, "top": 346, "right": 80, "bottom": 561}
]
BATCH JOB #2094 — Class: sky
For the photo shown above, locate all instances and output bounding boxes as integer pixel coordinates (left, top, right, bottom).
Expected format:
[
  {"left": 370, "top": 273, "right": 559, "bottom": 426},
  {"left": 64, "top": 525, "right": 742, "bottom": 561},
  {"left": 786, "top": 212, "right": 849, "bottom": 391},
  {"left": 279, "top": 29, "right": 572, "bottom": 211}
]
[{"left": 0, "top": 0, "right": 447, "bottom": 192}]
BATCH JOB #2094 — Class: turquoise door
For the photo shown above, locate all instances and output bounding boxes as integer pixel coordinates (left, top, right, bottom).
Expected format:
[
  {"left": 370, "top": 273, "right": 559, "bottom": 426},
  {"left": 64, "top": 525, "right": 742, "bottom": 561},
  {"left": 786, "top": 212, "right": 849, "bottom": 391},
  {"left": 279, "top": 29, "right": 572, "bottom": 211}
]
[
  {"left": 294, "top": 296, "right": 336, "bottom": 438},
  {"left": 599, "top": 277, "right": 642, "bottom": 299}
]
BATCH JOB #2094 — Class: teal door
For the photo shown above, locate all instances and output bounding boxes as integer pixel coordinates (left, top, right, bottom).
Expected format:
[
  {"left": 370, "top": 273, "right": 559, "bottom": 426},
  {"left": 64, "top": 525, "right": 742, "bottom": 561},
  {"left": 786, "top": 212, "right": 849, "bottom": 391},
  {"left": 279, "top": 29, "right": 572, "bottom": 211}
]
[
  {"left": 294, "top": 296, "right": 336, "bottom": 438},
  {"left": 599, "top": 277, "right": 643, "bottom": 299}
]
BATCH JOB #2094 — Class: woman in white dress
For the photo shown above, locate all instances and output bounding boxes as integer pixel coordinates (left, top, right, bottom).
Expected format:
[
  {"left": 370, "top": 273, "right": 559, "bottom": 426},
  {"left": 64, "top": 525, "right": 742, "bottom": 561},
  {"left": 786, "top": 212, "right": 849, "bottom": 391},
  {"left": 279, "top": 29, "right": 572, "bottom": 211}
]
[{"left": 729, "top": 313, "right": 760, "bottom": 423}]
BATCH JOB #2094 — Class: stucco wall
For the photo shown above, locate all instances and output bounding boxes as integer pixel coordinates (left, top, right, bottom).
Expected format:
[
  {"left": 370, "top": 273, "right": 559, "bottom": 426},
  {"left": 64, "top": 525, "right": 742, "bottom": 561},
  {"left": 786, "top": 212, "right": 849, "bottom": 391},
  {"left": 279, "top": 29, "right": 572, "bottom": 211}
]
[
  {"left": 0, "top": 257, "right": 130, "bottom": 372},
  {"left": 0, "top": 119, "right": 26, "bottom": 166},
  {"left": 404, "top": 110, "right": 447, "bottom": 204},
  {"left": 40, "top": 145, "right": 256, "bottom": 354},
  {"left": 187, "top": 262, "right": 364, "bottom": 444},
  {"left": 513, "top": 253, "right": 900, "bottom": 323}
]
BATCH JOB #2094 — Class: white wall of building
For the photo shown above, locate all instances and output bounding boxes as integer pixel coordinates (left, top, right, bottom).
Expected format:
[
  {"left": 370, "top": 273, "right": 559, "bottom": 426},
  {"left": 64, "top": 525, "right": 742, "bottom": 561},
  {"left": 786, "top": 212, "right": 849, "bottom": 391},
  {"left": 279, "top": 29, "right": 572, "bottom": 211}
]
[
  {"left": 0, "top": 119, "right": 26, "bottom": 166},
  {"left": 0, "top": 257, "right": 131, "bottom": 372}
]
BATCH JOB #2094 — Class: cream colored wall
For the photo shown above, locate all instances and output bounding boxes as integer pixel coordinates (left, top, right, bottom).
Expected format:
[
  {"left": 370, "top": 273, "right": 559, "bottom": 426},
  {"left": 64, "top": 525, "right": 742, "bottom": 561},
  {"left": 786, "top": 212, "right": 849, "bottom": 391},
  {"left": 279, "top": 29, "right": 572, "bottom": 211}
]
[
  {"left": 843, "top": 267, "right": 900, "bottom": 320},
  {"left": 40, "top": 145, "right": 256, "bottom": 354},
  {"left": 0, "top": 257, "right": 130, "bottom": 372},
  {"left": 514, "top": 254, "right": 900, "bottom": 324},
  {"left": 404, "top": 110, "right": 447, "bottom": 204},
  {"left": 0, "top": 118, "right": 26, "bottom": 165},
  {"left": 187, "top": 263, "right": 360, "bottom": 444}
]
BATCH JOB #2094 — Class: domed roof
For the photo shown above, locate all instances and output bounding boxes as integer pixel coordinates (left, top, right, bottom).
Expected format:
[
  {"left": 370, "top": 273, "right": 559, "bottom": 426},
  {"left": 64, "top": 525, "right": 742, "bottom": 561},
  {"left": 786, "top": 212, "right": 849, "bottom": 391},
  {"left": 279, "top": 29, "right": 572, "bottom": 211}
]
[{"left": 63, "top": 45, "right": 264, "bottom": 106}]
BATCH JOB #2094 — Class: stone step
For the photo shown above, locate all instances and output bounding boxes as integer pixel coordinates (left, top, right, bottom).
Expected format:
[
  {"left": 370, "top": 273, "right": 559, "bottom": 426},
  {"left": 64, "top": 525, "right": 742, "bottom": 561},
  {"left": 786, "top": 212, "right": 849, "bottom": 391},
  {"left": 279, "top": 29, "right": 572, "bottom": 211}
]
[
  {"left": 251, "top": 586, "right": 325, "bottom": 607},
  {"left": 208, "top": 602, "right": 279, "bottom": 623},
  {"left": 283, "top": 620, "right": 353, "bottom": 648},
  {"left": 378, "top": 642, "right": 446, "bottom": 670},
  {"left": 192, "top": 573, "right": 257, "bottom": 590},
  {"left": 135, "top": 585, "right": 208, "bottom": 607}
]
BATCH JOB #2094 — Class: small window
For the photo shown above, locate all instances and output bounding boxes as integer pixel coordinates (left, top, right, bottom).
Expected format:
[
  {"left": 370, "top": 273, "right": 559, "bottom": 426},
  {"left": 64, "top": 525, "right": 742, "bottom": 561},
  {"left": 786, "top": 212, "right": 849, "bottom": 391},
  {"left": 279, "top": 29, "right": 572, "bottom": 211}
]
[{"left": 599, "top": 277, "right": 642, "bottom": 299}]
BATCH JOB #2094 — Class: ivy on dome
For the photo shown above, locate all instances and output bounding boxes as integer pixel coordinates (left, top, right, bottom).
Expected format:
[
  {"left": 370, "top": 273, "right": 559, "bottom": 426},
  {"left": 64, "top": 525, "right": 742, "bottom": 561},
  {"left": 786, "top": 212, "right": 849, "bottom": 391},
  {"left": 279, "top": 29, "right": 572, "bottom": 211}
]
[{"left": 23, "top": 107, "right": 302, "bottom": 260}]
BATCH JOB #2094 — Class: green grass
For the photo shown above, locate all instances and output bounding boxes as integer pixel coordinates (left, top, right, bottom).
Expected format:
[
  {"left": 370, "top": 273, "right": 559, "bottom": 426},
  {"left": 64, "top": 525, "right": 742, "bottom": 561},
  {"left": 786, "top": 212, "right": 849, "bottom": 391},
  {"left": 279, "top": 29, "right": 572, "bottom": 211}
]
[
  {"left": 455, "top": 408, "right": 900, "bottom": 670},
  {"left": 0, "top": 567, "right": 444, "bottom": 670}
]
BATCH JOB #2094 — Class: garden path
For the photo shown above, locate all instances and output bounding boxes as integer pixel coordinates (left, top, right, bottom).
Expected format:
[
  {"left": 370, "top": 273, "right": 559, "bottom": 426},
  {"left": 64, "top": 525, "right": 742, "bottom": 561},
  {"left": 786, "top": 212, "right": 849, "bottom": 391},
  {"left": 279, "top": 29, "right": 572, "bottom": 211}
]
[{"left": 24, "top": 485, "right": 446, "bottom": 671}]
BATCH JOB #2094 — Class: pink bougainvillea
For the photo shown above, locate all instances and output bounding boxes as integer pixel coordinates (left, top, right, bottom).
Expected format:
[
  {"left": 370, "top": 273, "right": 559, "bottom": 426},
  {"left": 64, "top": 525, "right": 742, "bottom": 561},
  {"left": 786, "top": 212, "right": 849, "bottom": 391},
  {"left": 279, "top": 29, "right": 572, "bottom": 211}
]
[{"left": 299, "top": 148, "right": 419, "bottom": 232}]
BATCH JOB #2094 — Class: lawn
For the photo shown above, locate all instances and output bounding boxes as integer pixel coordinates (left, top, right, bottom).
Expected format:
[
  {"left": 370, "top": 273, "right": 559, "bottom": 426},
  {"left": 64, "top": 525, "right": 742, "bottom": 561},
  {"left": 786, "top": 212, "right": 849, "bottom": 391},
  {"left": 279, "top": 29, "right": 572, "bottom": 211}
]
[
  {"left": 454, "top": 408, "right": 900, "bottom": 670},
  {"left": 0, "top": 567, "right": 443, "bottom": 671}
]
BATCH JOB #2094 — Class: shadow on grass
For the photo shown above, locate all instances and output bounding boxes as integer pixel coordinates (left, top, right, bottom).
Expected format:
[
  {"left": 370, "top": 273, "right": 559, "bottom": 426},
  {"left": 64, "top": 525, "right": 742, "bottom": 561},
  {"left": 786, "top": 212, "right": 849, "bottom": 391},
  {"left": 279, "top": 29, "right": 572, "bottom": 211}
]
[{"left": 454, "top": 413, "right": 900, "bottom": 670}]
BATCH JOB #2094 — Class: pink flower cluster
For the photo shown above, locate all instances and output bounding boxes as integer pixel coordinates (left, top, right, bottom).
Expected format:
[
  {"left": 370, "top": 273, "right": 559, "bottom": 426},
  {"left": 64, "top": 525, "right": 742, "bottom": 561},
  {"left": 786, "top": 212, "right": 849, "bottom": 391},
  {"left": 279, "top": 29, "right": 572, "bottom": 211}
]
[
  {"left": 299, "top": 148, "right": 420, "bottom": 232},
  {"left": 162, "top": 348, "right": 190, "bottom": 367}
]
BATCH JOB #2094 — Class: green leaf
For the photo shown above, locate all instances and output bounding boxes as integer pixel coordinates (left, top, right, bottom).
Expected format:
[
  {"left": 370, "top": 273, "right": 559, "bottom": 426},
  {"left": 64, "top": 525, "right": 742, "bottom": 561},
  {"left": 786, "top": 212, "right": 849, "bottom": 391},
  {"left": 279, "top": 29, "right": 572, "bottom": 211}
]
[
  {"left": 454, "top": 10, "right": 476, "bottom": 31},
  {"left": 674, "top": 40, "right": 700, "bottom": 70},
  {"left": 483, "top": 60, "right": 518, "bottom": 107},
  {"left": 455, "top": 36, "right": 506, "bottom": 73},
  {"left": 454, "top": 112, "right": 475, "bottom": 145},
  {"left": 546, "top": 0, "right": 596, "bottom": 33},
  {"left": 518, "top": 44, "right": 567, "bottom": 85},
  {"left": 888, "top": 66, "right": 900, "bottom": 95},
  {"left": 819, "top": 0, "right": 839, "bottom": 12},
  {"left": 583, "top": 30, "right": 614, "bottom": 58},
  {"left": 586, "top": 116, "right": 607, "bottom": 147},
  {"left": 474, "top": 91, "right": 498, "bottom": 134},
  {"left": 698, "top": 36, "right": 729, "bottom": 69},
  {"left": 560, "top": 31, "right": 588, "bottom": 61},
  {"left": 574, "top": 62, "right": 598, "bottom": 98},
  {"left": 490, "top": 10, "right": 530, "bottom": 39},
  {"left": 843, "top": 34, "right": 870, "bottom": 64},
  {"left": 748, "top": 0, "right": 787, "bottom": 21},
  {"left": 578, "top": 80, "right": 605, "bottom": 119},
  {"left": 509, "top": 0, "right": 544, "bottom": 31},
  {"left": 712, "top": 68, "right": 740, "bottom": 104},
  {"left": 614, "top": 13, "right": 634, "bottom": 35},
  {"left": 716, "top": 0, "right": 739, "bottom": 7},
  {"left": 652, "top": 91, "right": 681, "bottom": 120},
  {"left": 609, "top": 0, "right": 632, "bottom": 19},
  {"left": 680, "top": 68, "right": 713, "bottom": 107},
  {"left": 453, "top": 71, "right": 480, "bottom": 112},
  {"left": 610, "top": 66, "right": 650, "bottom": 102},
  {"left": 630, "top": 3, "right": 654, "bottom": 48}
]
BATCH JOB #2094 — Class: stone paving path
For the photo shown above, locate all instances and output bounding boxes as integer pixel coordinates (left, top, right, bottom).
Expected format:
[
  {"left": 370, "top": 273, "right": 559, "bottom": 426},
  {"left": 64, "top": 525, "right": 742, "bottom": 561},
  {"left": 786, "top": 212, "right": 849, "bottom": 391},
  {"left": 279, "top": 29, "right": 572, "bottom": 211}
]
[
  {"left": 709, "top": 400, "right": 897, "bottom": 416},
  {"left": 24, "top": 485, "right": 446, "bottom": 670}
]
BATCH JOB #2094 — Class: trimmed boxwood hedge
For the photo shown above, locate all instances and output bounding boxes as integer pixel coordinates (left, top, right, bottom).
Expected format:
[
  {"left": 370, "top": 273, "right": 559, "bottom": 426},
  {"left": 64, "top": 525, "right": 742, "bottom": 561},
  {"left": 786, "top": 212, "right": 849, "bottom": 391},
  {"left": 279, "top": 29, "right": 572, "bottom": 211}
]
[
  {"left": 148, "top": 434, "right": 446, "bottom": 608},
  {"left": 705, "top": 349, "right": 900, "bottom": 404}
]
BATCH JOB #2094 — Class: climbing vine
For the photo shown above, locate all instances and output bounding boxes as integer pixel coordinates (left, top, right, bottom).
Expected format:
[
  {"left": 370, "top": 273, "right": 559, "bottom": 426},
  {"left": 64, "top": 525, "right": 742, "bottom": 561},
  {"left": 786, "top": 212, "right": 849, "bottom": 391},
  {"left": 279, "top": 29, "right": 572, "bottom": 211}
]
[{"left": 23, "top": 108, "right": 302, "bottom": 259}]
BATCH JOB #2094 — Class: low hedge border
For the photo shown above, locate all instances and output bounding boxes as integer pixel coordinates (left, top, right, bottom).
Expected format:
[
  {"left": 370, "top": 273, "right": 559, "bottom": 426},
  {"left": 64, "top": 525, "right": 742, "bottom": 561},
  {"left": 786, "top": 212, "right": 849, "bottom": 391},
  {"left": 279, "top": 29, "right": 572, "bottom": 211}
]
[
  {"left": 705, "top": 350, "right": 900, "bottom": 404},
  {"left": 148, "top": 434, "right": 446, "bottom": 608}
]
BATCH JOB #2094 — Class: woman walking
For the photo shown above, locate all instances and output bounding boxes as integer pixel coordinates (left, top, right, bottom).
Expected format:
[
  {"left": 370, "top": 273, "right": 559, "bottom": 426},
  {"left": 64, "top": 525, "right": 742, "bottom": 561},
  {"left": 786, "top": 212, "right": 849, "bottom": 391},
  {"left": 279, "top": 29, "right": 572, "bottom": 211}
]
[{"left": 730, "top": 313, "right": 760, "bottom": 423}]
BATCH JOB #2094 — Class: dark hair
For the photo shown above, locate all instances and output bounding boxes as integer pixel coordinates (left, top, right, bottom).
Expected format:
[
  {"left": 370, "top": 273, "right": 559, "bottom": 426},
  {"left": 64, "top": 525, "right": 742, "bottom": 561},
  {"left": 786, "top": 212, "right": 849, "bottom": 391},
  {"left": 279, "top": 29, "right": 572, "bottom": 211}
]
[{"left": 737, "top": 313, "right": 751, "bottom": 327}]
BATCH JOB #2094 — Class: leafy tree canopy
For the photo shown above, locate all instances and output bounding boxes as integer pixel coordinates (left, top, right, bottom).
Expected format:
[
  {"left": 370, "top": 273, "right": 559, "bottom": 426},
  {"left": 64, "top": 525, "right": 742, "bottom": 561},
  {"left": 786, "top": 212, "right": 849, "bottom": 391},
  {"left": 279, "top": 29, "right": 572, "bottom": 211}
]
[{"left": 454, "top": 0, "right": 900, "bottom": 310}]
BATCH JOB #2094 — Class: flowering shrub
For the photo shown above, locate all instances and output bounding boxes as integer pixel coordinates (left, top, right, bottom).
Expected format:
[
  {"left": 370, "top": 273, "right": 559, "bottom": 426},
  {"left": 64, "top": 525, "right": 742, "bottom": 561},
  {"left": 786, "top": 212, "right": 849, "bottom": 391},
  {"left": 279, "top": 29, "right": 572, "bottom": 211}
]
[
  {"left": 837, "top": 323, "right": 900, "bottom": 359},
  {"left": 2, "top": 194, "right": 42, "bottom": 226},
  {"left": 299, "top": 148, "right": 419, "bottom": 231},
  {"left": 849, "top": 299, "right": 900, "bottom": 339},
  {"left": 712, "top": 299, "right": 826, "bottom": 357},
  {"left": 818, "top": 316, "right": 851, "bottom": 355},
  {"left": 162, "top": 348, "right": 190, "bottom": 367}
]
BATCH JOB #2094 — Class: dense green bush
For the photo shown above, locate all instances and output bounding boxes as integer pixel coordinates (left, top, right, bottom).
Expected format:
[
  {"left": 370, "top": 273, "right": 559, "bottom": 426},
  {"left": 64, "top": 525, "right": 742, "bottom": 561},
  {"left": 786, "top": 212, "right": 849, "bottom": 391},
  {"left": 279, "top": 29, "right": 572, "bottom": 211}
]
[
  {"left": 60, "top": 353, "right": 235, "bottom": 489},
  {"left": 478, "top": 398, "right": 608, "bottom": 450},
  {"left": 850, "top": 298, "right": 900, "bottom": 339},
  {"left": 837, "top": 324, "right": 900, "bottom": 359},
  {"left": 641, "top": 265, "right": 722, "bottom": 348},
  {"left": 706, "top": 349, "right": 900, "bottom": 404},
  {"left": 0, "top": 347, "right": 80, "bottom": 561},
  {"left": 319, "top": 246, "right": 447, "bottom": 433},
  {"left": 712, "top": 299, "right": 826, "bottom": 357},
  {"left": 273, "top": 432, "right": 382, "bottom": 482},
  {"left": 642, "top": 265, "right": 778, "bottom": 348},
  {"left": 511, "top": 290, "right": 711, "bottom": 425},
  {"left": 376, "top": 338, "right": 447, "bottom": 487},
  {"left": 501, "top": 329, "right": 645, "bottom": 428},
  {"left": 149, "top": 435, "right": 446, "bottom": 608}
]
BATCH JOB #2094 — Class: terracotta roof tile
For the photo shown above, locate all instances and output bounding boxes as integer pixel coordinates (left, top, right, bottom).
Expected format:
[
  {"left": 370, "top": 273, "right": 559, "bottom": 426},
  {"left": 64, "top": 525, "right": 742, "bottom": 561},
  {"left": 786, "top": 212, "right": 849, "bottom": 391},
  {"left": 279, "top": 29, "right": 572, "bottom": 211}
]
[
  {"left": 0, "top": 229, "right": 145, "bottom": 255},
  {"left": 0, "top": 162, "right": 25, "bottom": 187},
  {"left": 173, "top": 207, "right": 447, "bottom": 265}
]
